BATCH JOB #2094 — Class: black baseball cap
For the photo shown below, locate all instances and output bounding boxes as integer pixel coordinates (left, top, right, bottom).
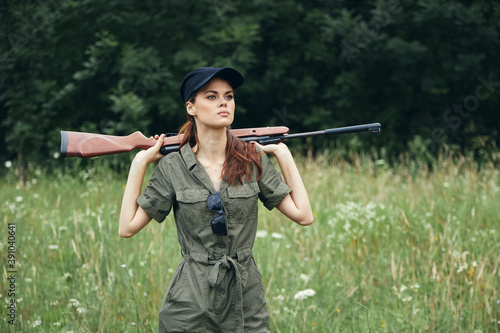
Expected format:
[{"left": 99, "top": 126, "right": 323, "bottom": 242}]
[{"left": 179, "top": 67, "right": 245, "bottom": 103}]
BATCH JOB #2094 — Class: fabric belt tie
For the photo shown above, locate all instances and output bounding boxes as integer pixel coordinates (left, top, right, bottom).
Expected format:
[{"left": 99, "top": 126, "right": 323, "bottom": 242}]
[
  {"left": 184, "top": 250, "right": 250, "bottom": 333},
  {"left": 208, "top": 254, "right": 248, "bottom": 288},
  {"left": 208, "top": 254, "right": 248, "bottom": 333}
]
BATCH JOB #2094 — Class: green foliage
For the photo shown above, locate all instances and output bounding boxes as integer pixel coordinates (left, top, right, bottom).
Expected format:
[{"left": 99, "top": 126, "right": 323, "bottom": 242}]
[{"left": 1, "top": 0, "right": 500, "bottom": 170}]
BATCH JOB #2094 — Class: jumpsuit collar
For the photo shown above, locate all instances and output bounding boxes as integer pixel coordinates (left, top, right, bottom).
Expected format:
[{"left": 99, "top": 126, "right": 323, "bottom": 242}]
[{"left": 180, "top": 144, "right": 228, "bottom": 194}]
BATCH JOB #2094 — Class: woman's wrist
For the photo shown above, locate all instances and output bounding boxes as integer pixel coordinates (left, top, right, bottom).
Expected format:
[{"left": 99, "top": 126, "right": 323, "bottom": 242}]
[
  {"left": 273, "top": 144, "right": 292, "bottom": 159},
  {"left": 130, "top": 155, "right": 150, "bottom": 174}
]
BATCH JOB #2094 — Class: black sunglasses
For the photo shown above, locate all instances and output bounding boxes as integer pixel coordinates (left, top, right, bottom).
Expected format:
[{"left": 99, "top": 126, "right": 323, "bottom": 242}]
[{"left": 207, "top": 192, "right": 227, "bottom": 235}]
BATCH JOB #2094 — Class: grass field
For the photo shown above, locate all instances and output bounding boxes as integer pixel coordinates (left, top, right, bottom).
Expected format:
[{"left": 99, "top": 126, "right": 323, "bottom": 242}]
[{"left": 1, "top": 150, "right": 499, "bottom": 332}]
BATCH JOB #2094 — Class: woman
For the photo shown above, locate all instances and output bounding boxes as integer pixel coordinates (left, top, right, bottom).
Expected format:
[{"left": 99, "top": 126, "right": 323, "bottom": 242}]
[{"left": 119, "top": 67, "right": 313, "bottom": 332}]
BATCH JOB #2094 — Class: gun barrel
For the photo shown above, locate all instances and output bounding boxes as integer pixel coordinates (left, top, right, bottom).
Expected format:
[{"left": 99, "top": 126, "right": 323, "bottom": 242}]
[
  {"left": 284, "top": 123, "right": 381, "bottom": 141},
  {"left": 324, "top": 123, "right": 381, "bottom": 135}
]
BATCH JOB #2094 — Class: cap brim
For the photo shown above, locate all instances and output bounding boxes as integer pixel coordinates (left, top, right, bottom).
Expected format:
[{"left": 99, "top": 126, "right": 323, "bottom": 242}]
[{"left": 180, "top": 67, "right": 244, "bottom": 103}]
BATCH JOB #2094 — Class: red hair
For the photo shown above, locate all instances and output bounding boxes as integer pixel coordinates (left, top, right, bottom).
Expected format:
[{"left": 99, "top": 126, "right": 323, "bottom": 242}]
[{"left": 178, "top": 117, "right": 262, "bottom": 185}]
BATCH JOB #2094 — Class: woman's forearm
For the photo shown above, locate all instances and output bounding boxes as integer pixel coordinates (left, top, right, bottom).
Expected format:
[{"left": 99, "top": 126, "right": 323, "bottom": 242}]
[
  {"left": 118, "top": 134, "right": 165, "bottom": 237},
  {"left": 266, "top": 144, "right": 313, "bottom": 226},
  {"left": 275, "top": 147, "right": 313, "bottom": 224},
  {"left": 119, "top": 159, "right": 148, "bottom": 237}
]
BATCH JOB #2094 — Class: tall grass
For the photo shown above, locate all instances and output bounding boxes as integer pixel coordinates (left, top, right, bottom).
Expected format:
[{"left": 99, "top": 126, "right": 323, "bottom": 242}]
[{"left": 1, "top": 151, "right": 499, "bottom": 332}]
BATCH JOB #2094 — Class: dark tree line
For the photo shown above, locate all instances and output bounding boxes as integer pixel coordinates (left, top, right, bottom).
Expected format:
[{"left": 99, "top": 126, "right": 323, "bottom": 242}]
[{"left": 1, "top": 0, "right": 499, "bottom": 171}]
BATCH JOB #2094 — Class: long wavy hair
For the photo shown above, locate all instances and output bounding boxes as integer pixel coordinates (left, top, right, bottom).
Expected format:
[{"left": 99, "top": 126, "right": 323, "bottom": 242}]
[{"left": 178, "top": 114, "right": 262, "bottom": 185}]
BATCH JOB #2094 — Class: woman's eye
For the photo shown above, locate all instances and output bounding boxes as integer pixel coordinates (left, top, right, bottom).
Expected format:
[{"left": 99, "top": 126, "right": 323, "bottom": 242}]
[
  {"left": 207, "top": 95, "right": 216, "bottom": 100},
  {"left": 225, "top": 95, "right": 233, "bottom": 100}
]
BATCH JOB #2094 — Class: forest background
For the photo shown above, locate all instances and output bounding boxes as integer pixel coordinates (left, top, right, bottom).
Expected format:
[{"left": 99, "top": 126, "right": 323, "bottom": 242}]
[{"left": 1, "top": 0, "right": 500, "bottom": 173}]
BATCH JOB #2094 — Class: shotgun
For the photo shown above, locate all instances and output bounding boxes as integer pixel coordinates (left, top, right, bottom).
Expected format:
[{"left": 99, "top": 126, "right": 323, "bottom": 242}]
[{"left": 60, "top": 123, "right": 381, "bottom": 158}]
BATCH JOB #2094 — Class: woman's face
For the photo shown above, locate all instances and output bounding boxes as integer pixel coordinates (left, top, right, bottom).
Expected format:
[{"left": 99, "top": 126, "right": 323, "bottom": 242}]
[{"left": 186, "top": 78, "right": 235, "bottom": 130}]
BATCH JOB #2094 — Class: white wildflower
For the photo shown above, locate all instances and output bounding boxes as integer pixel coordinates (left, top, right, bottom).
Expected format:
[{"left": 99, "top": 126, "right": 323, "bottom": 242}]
[
  {"left": 53, "top": 322, "right": 61, "bottom": 326},
  {"left": 31, "top": 320, "right": 42, "bottom": 328},
  {"left": 294, "top": 288, "right": 316, "bottom": 300},
  {"left": 271, "top": 232, "right": 285, "bottom": 239},
  {"left": 294, "top": 292, "right": 308, "bottom": 300},
  {"left": 256, "top": 230, "right": 268, "bottom": 238},
  {"left": 121, "top": 264, "right": 126, "bottom": 268},
  {"left": 5, "top": 161, "right": 12, "bottom": 168},
  {"left": 48, "top": 245, "right": 59, "bottom": 250},
  {"left": 327, "top": 201, "right": 383, "bottom": 242},
  {"left": 76, "top": 307, "right": 86, "bottom": 314},
  {"left": 410, "top": 283, "right": 420, "bottom": 290},
  {"left": 16, "top": 196, "right": 23, "bottom": 202},
  {"left": 69, "top": 299, "right": 80, "bottom": 307},
  {"left": 456, "top": 262, "right": 468, "bottom": 273},
  {"left": 53, "top": 152, "right": 60, "bottom": 159},
  {"left": 302, "top": 289, "right": 316, "bottom": 297}
]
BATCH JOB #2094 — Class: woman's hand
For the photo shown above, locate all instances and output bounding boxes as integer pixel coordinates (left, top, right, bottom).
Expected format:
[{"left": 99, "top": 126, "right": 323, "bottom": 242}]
[
  {"left": 251, "top": 141, "right": 289, "bottom": 158},
  {"left": 133, "top": 134, "right": 166, "bottom": 166}
]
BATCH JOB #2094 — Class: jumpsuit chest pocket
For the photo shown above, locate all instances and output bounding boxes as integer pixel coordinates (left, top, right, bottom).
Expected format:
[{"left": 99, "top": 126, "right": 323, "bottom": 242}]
[
  {"left": 227, "top": 181, "right": 260, "bottom": 224},
  {"left": 176, "top": 188, "right": 211, "bottom": 229}
]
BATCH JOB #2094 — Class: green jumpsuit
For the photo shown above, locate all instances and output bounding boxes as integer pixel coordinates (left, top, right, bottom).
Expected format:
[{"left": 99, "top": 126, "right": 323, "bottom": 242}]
[{"left": 137, "top": 144, "right": 291, "bottom": 333}]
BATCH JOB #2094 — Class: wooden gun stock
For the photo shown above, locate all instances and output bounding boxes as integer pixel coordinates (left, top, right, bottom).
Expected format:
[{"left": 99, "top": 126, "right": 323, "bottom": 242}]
[{"left": 60, "top": 127, "right": 290, "bottom": 158}]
